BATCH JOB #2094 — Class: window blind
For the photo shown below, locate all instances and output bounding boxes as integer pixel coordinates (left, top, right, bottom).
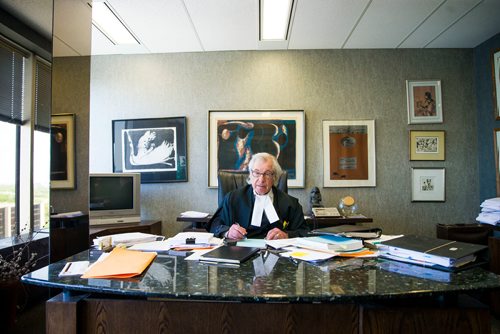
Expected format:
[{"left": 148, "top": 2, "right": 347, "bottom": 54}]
[
  {"left": 0, "top": 38, "right": 26, "bottom": 125},
  {"left": 34, "top": 59, "right": 51, "bottom": 132}
]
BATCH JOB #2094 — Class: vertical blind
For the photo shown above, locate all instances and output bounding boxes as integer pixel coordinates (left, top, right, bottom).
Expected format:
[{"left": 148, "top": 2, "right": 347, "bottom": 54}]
[
  {"left": 34, "top": 59, "right": 51, "bottom": 132},
  {"left": 0, "top": 39, "right": 26, "bottom": 124}
]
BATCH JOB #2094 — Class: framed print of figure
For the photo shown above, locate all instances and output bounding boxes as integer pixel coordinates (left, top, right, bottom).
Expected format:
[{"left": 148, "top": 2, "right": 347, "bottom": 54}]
[{"left": 407, "top": 80, "right": 443, "bottom": 124}]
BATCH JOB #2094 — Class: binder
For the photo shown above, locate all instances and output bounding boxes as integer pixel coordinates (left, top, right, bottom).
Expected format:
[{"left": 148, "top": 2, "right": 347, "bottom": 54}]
[
  {"left": 199, "top": 245, "right": 260, "bottom": 264},
  {"left": 378, "top": 235, "right": 487, "bottom": 268}
]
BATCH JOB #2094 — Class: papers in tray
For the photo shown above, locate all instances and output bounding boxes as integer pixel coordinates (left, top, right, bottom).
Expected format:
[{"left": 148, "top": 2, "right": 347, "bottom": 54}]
[
  {"left": 81, "top": 247, "right": 157, "bottom": 279},
  {"left": 180, "top": 211, "right": 209, "bottom": 218}
]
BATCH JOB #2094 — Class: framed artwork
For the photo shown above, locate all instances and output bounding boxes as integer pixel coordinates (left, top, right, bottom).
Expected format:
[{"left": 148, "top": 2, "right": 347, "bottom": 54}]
[
  {"left": 409, "top": 130, "right": 445, "bottom": 161},
  {"left": 112, "top": 117, "right": 187, "bottom": 183},
  {"left": 208, "top": 110, "right": 305, "bottom": 188},
  {"left": 492, "top": 49, "right": 500, "bottom": 120},
  {"left": 411, "top": 168, "right": 445, "bottom": 202},
  {"left": 494, "top": 129, "right": 500, "bottom": 196},
  {"left": 322, "top": 120, "right": 376, "bottom": 187},
  {"left": 406, "top": 80, "right": 443, "bottom": 124},
  {"left": 50, "top": 114, "right": 76, "bottom": 189}
]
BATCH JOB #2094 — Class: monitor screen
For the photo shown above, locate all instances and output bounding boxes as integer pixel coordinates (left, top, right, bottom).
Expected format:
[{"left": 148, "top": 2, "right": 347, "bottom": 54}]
[{"left": 89, "top": 173, "right": 141, "bottom": 225}]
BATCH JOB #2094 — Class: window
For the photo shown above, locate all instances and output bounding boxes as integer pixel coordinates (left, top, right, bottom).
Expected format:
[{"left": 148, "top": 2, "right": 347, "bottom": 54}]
[{"left": 0, "top": 37, "right": 51, "bottom": 238}]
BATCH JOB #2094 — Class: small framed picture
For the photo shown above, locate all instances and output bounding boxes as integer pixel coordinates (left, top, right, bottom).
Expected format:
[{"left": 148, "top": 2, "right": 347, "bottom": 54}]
[
  {"left": 409, "top": 130, "right": 445, "bottom": 161},
  {"left": 411, "top": 168, "right": 445, "bottom": 202},
  {"left": 492, "top": 49, "right": 500, "bottom": 120},
  {"left": 50, "top": 114, "right": 76, "bottom": 189},
  {"left": 112, "top": 117, "right": 188, "bottom": 183},
  {"left": 406, "top": 80, "right": 443, "bottom": 124}
]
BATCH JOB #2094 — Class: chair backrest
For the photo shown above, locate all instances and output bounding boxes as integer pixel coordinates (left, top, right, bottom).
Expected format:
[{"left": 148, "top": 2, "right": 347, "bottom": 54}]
[{"left": 217, "top": 170, "right": 288, "bottom": 206}]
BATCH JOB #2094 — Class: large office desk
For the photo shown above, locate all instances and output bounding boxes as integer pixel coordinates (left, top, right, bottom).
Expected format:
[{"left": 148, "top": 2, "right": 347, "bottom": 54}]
[{"left": 22, "top": 248, "right": 500, "bottom": 334}]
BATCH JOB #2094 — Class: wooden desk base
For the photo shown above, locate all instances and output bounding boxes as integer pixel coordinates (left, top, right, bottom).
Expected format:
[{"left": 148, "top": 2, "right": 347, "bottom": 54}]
[{"left": 46, "top": 293, "right": 489, "bottom": 334}]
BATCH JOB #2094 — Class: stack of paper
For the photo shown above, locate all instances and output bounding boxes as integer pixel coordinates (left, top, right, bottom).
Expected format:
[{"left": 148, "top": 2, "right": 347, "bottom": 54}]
[
  {"left": 166, "top": 232, "right": 216, "bottom": 246},
  {"left": 180, "top": 211, "right": 209, "bottom": 218},
  {"left": 93, "top": 232, "right": 163, "bottom": 248},
  {"left": 476, "top": 197, "right": 500, "bottom": 226}
]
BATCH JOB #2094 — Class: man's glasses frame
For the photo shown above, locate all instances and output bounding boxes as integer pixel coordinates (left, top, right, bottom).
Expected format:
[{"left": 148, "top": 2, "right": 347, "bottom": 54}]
[{"left": 250, "top": 169, "right": 274, "bottom": 179}]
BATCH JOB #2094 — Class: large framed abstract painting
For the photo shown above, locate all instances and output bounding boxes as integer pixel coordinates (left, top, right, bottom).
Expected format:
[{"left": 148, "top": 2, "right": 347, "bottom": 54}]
[
  {"left": 51, "top": 114, "right": 76, "bottom": 189},
  {"left": 322, "top": 120, "right": 376, "bottom": 187},
  {"left": 112, "top": 117, "right": 187, "bottom": 183},
  {"left": 208, "top": 110, "right": 305, "bottom": 188}
]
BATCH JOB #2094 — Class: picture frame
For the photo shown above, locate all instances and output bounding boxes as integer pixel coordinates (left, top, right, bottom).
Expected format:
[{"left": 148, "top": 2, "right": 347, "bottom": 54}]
[
  {"left": 208, "top": 110, "right": 305, "bottom": 188},
  {"left": 411, "top": 167, "right": 445, "bottom": 202},
  {"left": 492, "top": 49, "right": 500, "bottom": 120},
  {"left": 409, "top": 130, "right": 445, "bottom": 161},
  {"left": 322, "top": 120, "right": 376, "bottom": 187},
  {"left": 494, "top": 128, "right": 500, "bottom": 196},
  {"left": 112, "top": 117, "right": 188, "bottom": 183},
  {"left": 406, "top": 80, "right": 443, "bottom": 124},
  {"left": 50, "top": 113, "right": 76, "bottom": 189}
]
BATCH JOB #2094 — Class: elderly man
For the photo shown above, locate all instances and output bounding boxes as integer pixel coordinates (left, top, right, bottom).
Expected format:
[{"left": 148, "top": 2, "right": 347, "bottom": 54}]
[{"left": 209, "top": 153, "right": 309, "bottom": 240}]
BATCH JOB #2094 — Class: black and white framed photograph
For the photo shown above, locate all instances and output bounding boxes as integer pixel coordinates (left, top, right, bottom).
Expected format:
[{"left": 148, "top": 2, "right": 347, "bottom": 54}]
[
  {"left": 112, "top": 117, "right": 187, "bottom": 183},
  {"left": 406, "top": 80, "right": 443, "bottom": 124},
  {"left": 51, "top": 114, "right": 76, "bottom": 189},
  {"left": 411, "top": 167, "right": 445, "bottom": 202},
  {"left": 208, "top": 110, "right": 305, "bottom": 188}
]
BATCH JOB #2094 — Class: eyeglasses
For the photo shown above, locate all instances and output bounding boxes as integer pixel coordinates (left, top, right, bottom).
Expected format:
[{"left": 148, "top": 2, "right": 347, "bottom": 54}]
[{"left": 250, "top": 169, "right": 274, "bottom": 179}]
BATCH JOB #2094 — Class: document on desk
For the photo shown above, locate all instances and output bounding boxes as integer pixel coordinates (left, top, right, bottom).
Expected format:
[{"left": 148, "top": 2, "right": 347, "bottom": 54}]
[
  {"left": 180, "top": 211, "right": 209, "bottom": 218},
  {"left": 280, "top": 247, "right": 337, "bottom": 262},
  {"left": 59, "top": 261, "right": 90, "bottom": 277},
  {"left": 81, "top": 247, "right": 157, "bottom": 279}
]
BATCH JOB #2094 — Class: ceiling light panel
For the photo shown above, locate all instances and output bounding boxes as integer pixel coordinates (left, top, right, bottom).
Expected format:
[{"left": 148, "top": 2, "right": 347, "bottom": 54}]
[
  {"left": 260, "top": 0, "right": 293, "bottom": 41},
  {"left": 92, "top": 1, "right": 138, "bottom": 45}
]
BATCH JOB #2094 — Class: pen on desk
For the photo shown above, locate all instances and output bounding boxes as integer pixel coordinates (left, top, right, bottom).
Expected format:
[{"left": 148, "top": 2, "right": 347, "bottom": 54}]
[{"left": 62, "top": 262, "right": 72, "bottom": 273}]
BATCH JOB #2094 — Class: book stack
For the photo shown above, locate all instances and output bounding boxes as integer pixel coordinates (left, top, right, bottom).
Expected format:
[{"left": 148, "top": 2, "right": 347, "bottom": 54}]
[
  {"left": 378, "top": 235, "right": 487, "bottom": 271},
  {"left": 476, "top": 197, "right": 500, "bottom": 226}
]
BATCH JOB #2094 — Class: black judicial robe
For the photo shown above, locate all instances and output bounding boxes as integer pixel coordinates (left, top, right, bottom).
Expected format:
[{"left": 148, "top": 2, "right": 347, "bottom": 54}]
[{"left": 209, "top": 185, "right": 309, "bottom": 238}]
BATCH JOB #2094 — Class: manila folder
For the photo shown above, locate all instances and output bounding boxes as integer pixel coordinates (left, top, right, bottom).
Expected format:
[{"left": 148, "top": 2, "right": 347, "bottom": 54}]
[{"left": 81, "top": 247, "right": 157, "bottom": 279}]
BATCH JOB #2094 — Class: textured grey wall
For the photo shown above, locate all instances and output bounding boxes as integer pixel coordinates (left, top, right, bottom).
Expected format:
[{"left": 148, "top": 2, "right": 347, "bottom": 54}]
[
  {"left": 84, "top": 49, "right": 478, "bottom": 237},
  {"left": 51, "top": 56, "right": 90, "bottom": 214}
]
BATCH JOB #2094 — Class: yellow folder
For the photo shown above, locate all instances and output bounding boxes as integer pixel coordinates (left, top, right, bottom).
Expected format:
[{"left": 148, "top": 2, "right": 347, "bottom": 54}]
[{"left": 81, "top": 247, "right": 157, "bottom": 279}]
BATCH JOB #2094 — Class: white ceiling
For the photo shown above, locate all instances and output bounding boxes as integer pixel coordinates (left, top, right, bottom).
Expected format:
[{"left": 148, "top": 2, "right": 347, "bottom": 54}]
[{"left": 1, "top": 0, "right": 500, "bottom": 57}]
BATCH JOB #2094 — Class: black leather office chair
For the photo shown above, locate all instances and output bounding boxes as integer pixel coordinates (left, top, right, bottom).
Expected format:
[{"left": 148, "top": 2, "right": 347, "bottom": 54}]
[{"left": 217, "top": 170, "right": 288, "bottom": 206}]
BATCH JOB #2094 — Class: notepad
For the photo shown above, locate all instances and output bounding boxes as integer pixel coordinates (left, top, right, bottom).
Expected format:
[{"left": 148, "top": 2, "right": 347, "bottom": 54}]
[
  {"left": 81, "top": 248, "right": 157, "bottom": 279},
  {"left": 199, "top": 245, "right": 260, "bottom": 264}
]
